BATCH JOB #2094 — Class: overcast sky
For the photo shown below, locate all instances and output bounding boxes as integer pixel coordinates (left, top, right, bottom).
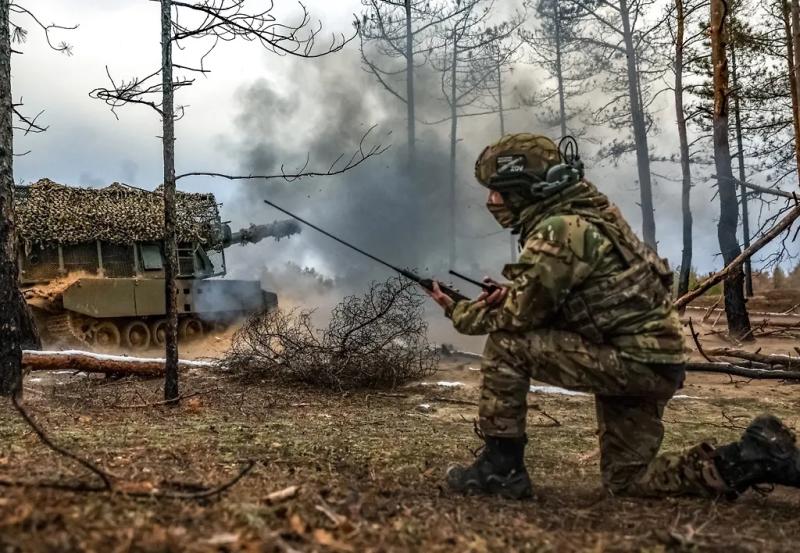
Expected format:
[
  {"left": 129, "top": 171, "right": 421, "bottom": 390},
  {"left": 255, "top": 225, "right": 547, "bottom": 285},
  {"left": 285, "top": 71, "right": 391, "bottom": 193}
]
[{"left": 10, "top": 0, "right": 796, "bottom": 297}]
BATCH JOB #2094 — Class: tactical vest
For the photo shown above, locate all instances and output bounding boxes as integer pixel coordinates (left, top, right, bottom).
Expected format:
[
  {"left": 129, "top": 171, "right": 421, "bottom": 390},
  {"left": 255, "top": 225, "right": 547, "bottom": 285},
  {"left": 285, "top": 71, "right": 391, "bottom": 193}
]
[{"left": 557, "top": 205, "right": 676, "bottom": 345}]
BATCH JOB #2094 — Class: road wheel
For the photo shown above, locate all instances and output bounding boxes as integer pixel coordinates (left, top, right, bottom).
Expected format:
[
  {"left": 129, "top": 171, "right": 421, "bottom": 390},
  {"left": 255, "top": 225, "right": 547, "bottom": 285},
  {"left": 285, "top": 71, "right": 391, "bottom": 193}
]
[
  {"left": 178, "top": 318, "right": 204, "bottom": 342},
  {"left": 150, "top": 319, "right": 167, "bottom": 347},
  {"left": 93, "top": 321, "right": 121, "bottom": 349},
  {"left": 123, "top": 320, "right": 151, "bottom": 351}
]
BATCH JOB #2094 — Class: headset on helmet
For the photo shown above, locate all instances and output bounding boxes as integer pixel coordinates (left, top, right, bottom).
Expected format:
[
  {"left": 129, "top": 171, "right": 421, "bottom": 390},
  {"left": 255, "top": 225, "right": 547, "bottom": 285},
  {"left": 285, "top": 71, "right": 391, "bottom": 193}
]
[{"left": 487, "top": 136, "right": 584, "bottom": 199}]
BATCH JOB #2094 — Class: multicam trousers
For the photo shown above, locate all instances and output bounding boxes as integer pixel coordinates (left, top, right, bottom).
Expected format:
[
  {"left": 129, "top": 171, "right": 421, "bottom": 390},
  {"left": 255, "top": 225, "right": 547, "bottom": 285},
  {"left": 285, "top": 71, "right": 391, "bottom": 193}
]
[{"left": 480, "top": 329, "right": 728, "bottom": 497}]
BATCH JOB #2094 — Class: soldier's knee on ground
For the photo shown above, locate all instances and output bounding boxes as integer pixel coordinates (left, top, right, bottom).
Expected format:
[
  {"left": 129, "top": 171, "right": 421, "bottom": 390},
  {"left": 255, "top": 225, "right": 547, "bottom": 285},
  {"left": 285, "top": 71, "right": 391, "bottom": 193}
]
[{"left": 614, "top": 443, "right": 728, "bottom": 498}]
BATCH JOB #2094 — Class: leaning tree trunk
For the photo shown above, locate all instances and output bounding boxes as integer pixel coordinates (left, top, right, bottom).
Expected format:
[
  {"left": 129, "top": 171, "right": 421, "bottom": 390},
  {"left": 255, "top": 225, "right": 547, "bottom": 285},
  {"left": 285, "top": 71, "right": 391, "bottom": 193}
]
[
  {"left": 675, "top": 0, "right": 693, "bottom": 301},
  {"left": 404, "top": 0, "right": 416, "bottom": 167},
  {"left": 619, "top": 0, "right": 656, "bottom": 250},
  {"left": 730, "top": 45, "right": 752, "bottom": 296},
  {"left": 161, "top": 0, "right": 180, "bottom": 402},
  {"left": 710, "top": 0, "right": 751, "bottom": 340},
  {"left": 0, "top": 0, "right": 22, "bottom": 397}
]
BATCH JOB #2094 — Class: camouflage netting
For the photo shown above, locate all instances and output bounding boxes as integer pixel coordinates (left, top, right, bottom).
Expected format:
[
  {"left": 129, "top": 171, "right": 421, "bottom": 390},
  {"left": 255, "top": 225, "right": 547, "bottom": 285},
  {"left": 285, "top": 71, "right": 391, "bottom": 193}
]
[{"left": 15, "top": 179, "right": 221, "bottom": 246}]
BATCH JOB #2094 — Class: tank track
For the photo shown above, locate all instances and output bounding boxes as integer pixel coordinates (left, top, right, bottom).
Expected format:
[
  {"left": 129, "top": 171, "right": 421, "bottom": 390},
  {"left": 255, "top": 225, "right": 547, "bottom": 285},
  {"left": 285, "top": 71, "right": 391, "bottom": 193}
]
[{"left": 45, "top": 312, "right": 92, "bottom": 348}]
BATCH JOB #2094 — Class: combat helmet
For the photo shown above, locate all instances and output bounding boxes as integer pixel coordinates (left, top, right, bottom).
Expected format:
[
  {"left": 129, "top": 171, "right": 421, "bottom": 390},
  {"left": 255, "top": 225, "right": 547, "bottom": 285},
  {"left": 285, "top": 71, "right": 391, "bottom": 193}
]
[{"left": 474, "top": 133, "right": 584, "bottom": 199}]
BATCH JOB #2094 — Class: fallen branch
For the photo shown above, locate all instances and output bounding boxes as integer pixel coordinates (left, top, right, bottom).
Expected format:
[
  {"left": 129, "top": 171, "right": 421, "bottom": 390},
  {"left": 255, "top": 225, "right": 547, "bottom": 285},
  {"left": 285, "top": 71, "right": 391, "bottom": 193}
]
[
  {"left": 705, "top": 348, "right": 800, "bottom": 369},
  {"left": 23, "top": 350, "right": 216, "bottom": 377},
  {"left": 431, "top": 396, "right": 478, "bottom": 406},
  {"left": 685, "top": 362, "right": 800, "bottom": 380},
  {"left": 675, "top": 204, "right": 800, "bottom": 309}
]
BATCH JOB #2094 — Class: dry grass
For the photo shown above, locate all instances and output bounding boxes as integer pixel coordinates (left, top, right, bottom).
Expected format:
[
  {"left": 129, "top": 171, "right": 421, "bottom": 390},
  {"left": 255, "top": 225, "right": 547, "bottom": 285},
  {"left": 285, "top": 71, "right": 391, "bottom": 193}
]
[{"left": 1, "top": 363, "right": 800, "bottom": 552}]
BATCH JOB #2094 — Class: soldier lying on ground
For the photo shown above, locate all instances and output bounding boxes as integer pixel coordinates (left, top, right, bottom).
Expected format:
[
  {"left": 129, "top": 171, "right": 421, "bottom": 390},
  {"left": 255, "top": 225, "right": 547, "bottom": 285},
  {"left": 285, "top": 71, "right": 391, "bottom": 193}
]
[{"left": 426, "top": 133, "right": 800, "bottom": 500}]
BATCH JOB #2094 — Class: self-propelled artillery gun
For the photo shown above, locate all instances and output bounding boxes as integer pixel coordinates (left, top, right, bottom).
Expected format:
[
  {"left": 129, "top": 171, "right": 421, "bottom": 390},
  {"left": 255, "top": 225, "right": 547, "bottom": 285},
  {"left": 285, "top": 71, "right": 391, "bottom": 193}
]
[{"left": 16, "top": 179, "right": 300, "bottom": 351}]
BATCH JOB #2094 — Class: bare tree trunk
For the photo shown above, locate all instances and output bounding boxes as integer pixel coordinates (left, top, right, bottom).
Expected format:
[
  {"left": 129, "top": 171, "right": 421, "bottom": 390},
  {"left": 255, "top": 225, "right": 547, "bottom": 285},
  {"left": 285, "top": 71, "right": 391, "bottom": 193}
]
[
  {"left": 449, "top": 31, "right": 458, "bottom": 269},
  {"left": 792, "top": 0, "right": 800, "bottom": 184},
  {"left": 783, "top": 0, "right": 800, "bottom": 180},
  {"left": 0, "top": 0, "right": 22, "bottom": 397},
  {"left": 778, "top": 0, "right": 800, "bottom": 182},
  {"left": 675, "top": 0, "right": 693, "bottom": 301},
  {"left": 619, "top": 0, "right": 656, "bottom": 250},
  {"left": 161, "top": 0, "right": 179, "bottom": 402},
  {"left": 730, "top": 44, "right": 752, "bottom": 296},
  {"left": 405, "top": 0, "right": 416, "bottom": 167},
  {"left": 554, "top": 0, "right": 567, "bottom": 139},
  {"left": 497, "top": 60, "right": 505, "bottom": 137},
  {"left": 711, "top": 0, "right": 751, "bottom": 340},
  {"left": 496, "top": 58, "right": 515, "bottom": 260}
]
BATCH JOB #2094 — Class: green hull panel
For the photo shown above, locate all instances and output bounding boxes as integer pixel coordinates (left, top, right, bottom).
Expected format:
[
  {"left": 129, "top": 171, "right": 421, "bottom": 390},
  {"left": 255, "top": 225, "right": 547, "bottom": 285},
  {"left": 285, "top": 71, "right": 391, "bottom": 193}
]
[{"left": 62, "top": 278, "right": 273, "bottom": 318}]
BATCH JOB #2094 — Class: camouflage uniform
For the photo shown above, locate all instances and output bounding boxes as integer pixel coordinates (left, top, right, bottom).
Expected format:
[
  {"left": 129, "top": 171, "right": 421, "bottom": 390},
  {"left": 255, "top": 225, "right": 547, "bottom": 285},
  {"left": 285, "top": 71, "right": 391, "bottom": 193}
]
[{"left": 447, "top": 136, "right": 728, "bottom": 497}]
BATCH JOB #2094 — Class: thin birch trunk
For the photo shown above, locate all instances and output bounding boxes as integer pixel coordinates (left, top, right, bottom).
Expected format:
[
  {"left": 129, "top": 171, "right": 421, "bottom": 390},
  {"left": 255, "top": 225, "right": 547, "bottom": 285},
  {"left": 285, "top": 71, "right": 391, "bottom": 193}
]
[
  {"left": 554, "top": 0, "right": 567, "bottom": 139},
  {"left": 405, "top": 0, "right": 416, "bottom": 167},
  {"left": 675, "top": 0, "right": 694, "bottom": 302},
  {"left": 619, "top": 0, "right": 657, "bottom": 250},
  {"left": 449, "top": 30, "right": 458, "bottom": 269},
  {"left": 730, "top": 44, "right": 752, "bottom": 296}
]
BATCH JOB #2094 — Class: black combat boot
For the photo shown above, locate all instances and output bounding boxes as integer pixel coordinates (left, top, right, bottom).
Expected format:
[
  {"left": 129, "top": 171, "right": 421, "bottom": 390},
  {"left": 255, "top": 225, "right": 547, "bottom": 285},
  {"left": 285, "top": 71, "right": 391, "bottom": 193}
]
[
  {"left": 714, "top": 414, "right": 800, "bottom": 494},
  {"left": 446, "top": 434, "right": 533, "bottom": 499}
]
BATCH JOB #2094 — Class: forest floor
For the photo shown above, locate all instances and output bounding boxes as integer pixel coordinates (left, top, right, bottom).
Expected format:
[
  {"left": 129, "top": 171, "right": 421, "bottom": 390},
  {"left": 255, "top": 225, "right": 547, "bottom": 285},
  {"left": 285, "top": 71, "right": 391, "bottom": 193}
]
[{"left": 3, "top": 319, "right": 800, "bottom": 553}]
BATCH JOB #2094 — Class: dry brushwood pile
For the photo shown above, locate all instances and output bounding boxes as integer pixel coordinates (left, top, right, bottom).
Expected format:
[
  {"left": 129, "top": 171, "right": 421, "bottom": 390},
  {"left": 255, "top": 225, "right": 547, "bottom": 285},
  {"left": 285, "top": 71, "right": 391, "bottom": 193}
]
[
  {"left": 15, "top": 179, "right": 221, "bottom": 246},
  {"left": 225, "top": 277, "right": 439, "bottom": 389}
]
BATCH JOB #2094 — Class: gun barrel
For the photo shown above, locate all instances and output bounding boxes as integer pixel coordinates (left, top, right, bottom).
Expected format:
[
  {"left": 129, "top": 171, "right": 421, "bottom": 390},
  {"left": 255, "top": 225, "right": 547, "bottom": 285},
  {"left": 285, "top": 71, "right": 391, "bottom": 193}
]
[{"left": 225, "top": 219, "right": 302, "bottom": 247}]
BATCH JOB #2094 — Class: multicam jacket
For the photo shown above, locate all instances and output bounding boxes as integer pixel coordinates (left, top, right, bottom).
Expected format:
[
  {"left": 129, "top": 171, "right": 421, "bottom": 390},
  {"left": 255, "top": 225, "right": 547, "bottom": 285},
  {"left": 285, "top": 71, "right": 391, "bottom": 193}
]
[{"left": 446, "top": 180, "right": 686, "bottom": 365}]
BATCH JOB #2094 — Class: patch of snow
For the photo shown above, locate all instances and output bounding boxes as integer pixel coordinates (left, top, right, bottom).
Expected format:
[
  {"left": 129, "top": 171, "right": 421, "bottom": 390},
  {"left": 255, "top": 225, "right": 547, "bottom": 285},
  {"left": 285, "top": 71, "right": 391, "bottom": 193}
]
[
  {"left": 28, "top": 378, "right": 42, "bottom": 383},
  {"left": 529, "top": 385, "right": 588, "bottom": 397},
  {"left": 673, "top": 394, "right": 705, "bottom": 400},
  {"left": 433, "top": 381, "right": 464, "bottom": 388},
  {"left": 418, "top": 403, "right": 431, "bottom": 409},
  {"left": 23, "top": 349, "right": 216, "bottom": 368},
  {"left": 467, "top": 366, "right": 480, "bottom": 371}
]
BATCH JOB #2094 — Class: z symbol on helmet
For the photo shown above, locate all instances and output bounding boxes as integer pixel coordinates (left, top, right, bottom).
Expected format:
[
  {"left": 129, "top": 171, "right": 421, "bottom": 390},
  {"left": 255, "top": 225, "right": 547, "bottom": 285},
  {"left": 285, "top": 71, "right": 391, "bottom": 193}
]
[{"left": 497, "top": 155, "right": 525, "bottom": 174}]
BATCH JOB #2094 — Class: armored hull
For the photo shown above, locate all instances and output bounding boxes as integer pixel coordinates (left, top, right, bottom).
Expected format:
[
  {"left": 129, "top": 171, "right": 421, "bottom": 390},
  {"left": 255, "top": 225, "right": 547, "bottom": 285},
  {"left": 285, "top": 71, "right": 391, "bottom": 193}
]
[{"left": 17, "top": 179, "right": 299, "bottom": 351}]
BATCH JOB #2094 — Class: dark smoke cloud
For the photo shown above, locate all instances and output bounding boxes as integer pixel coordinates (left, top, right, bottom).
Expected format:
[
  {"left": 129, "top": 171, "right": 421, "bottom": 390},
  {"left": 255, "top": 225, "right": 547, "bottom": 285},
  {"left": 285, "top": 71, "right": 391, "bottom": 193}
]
[
  {"left": 223, "top": 50, "right": 510, "bottom": 293},
  {"left": 218, "top": 49, "right": 509, "bottom": 351}
]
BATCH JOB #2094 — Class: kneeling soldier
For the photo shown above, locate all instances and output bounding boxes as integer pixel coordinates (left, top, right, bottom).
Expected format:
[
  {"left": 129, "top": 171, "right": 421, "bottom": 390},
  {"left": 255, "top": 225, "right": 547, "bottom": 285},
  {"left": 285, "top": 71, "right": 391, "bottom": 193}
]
[{"left": 427, "top": 133, "right": 800, "bottom": 500}]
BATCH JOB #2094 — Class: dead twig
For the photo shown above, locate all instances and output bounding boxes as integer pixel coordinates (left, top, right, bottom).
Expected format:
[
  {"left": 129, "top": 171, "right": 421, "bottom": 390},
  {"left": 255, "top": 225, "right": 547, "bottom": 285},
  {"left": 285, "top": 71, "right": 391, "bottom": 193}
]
[
  {"left": 688, "top": 319, "right": 719, "bottom": 363},
  {"left": 10, "top": 395, "right": 112, "bottom": 490},
  {"left": 2, "top": 396, "right": 253, "bottom": 500},
  {"left": 265, "top": 485, "right": 301, "bottom": 505},
  {"left": 530, "top": 404, "right": 562, "bottom": 427},
  {"left": 111, "top": 388, "right": 218, "bottom": 409},
  {"left": 431, "top": 396, "right": 478, "bottom": 406},
  {"left": 702, "top": 299, "right": 722, "bottom": 322}
]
